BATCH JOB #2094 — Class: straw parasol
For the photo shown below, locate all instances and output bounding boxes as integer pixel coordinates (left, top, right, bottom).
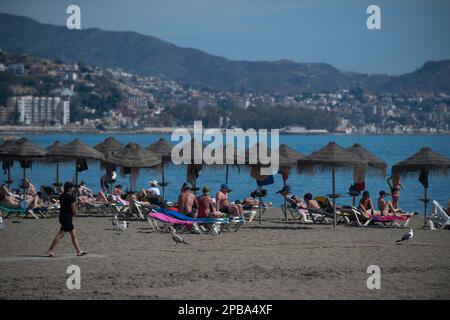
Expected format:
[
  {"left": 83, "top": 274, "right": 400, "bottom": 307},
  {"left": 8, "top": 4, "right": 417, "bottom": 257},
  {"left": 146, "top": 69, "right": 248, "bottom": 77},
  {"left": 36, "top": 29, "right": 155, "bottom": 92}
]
[
  {"left": 392, "top": 147, "right": 450, "bottom": 225},
  {"left": 297, "top": 141, "right": 367, "bottom": 228},
  {"left": 47, "top": 139, "right": 104, "bottom": 187},
  {"left": 46, "top": 140, "right": 67, "bottom": 188},
  {"left": 0, "top": 138, "right": 16, "bottom": 187},
  {"left": 347, "top": 143, "right": 387, "bottom": 205},
  {"left": 347, "top": 143, "right": 387, "bottom": 175},
  {"left": 147, "top": 138, "right": 174, "bottom": 199},
  {"left": 103, "top": 142, "right": 162, "bottom": 192},
  {"left": 0, "top": 137, "right": 47, "bottom": 194},
  {"left": 94, "top": 137, "right": 125, "bottom": 155}
]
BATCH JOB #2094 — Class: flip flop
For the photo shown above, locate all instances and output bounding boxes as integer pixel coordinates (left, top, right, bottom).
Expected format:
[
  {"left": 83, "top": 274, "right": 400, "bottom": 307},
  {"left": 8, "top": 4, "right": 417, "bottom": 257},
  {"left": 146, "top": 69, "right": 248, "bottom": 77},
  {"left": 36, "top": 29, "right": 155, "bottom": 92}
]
[
  {"left": 77, "top": 251, "right": 88, "bottom": 256},
  {"left": 47, "top": 252, "right": 55, "bottom": 258}
]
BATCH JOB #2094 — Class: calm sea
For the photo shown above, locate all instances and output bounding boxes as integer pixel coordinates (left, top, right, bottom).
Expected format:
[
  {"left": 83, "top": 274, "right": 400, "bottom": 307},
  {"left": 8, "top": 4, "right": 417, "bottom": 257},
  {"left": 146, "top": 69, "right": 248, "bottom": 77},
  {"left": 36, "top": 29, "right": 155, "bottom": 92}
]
[{"left": 1, "top": 133, "right": 449, "bottom": 213}]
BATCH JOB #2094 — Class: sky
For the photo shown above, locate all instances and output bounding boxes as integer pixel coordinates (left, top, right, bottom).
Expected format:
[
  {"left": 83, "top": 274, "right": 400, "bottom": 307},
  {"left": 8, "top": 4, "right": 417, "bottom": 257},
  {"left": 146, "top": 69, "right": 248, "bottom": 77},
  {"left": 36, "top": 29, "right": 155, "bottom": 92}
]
[{"left": 0, "top": 0, "right": 449, "bottom": 75}]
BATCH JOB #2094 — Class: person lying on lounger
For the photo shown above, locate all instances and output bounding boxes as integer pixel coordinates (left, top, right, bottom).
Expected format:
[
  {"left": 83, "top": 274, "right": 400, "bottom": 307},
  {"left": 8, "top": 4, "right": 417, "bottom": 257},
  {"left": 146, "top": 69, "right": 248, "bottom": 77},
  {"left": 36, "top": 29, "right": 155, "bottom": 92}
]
[
  {"left": 78, "top": 181, "right": 108, "bottom": 204},
  {"left": 0, "top": 184, "right": 41, "bottom": 211},
  {"left": 277, "top": 185, "right": 313, "bottom": 222},
  {"left": 242, "top": 191, "right": 272, "bottom": 208}
]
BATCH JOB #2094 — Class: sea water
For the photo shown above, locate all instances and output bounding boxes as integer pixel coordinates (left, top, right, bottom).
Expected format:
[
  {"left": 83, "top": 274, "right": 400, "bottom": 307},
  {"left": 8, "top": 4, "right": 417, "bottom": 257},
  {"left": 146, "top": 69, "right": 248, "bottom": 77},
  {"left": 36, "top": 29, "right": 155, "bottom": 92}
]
[{"left": 1, "top": 133, "right": 449, "bottom": 213}]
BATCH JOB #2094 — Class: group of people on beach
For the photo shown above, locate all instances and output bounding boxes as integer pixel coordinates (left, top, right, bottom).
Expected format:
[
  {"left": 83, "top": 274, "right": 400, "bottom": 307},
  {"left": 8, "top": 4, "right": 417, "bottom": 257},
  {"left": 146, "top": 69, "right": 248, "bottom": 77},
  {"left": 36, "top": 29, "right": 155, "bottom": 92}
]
[{"left": 2, "top": 172, "right": 450, "bottom": 258}]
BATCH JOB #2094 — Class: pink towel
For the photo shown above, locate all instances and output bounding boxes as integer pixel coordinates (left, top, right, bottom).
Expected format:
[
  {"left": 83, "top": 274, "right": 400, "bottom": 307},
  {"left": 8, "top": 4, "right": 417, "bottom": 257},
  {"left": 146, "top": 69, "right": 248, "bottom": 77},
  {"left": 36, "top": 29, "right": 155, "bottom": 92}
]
[{"left": 148, "top": 212, "right": 194, "bottom": 227}]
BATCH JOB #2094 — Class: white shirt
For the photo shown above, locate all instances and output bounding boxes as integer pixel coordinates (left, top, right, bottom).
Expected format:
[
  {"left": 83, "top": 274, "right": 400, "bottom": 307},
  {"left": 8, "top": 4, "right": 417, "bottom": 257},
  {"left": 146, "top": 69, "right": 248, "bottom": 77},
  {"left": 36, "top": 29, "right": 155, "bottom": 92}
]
[{"left": 147, "top": 187, "right": 160, "bottom": 196}]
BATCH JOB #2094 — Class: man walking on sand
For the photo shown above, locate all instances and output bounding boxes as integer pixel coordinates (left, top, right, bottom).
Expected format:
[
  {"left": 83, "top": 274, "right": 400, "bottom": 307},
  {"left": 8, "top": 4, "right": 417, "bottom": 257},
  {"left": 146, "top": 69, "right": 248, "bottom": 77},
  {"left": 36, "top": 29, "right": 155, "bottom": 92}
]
[{"left": 47, "top": 182, "right": 87, "bottom": 257}]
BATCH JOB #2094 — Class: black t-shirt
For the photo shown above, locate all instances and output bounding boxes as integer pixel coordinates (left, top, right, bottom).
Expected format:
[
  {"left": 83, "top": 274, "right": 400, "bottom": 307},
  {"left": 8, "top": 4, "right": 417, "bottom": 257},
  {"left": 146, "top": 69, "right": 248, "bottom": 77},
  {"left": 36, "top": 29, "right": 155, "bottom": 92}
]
[{"left": 60, "top": 193, "right": 75, "bottom": 217}]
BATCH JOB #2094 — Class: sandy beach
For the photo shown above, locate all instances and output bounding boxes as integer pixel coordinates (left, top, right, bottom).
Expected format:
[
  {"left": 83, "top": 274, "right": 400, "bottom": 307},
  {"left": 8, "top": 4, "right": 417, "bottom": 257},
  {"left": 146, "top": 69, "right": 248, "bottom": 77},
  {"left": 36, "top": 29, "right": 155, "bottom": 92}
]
[{"left": 0, "top": 209, "right": 449, "bottom": 300}]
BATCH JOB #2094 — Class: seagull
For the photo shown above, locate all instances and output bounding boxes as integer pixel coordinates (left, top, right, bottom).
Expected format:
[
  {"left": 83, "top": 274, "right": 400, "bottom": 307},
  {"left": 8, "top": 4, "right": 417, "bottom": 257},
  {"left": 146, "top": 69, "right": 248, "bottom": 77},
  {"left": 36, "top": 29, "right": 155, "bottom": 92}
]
[
  {"left": 396, "top": 229, "right": 414, "bottom": 245},
  {"left": 210, "top": 223, "right": 220, "bottom": 237},
  {"left": 113, "top": 215, "right": 128, "bottom": 231},
  {"left": 170, "top": 226, "right": 188, "bottom": 245}
]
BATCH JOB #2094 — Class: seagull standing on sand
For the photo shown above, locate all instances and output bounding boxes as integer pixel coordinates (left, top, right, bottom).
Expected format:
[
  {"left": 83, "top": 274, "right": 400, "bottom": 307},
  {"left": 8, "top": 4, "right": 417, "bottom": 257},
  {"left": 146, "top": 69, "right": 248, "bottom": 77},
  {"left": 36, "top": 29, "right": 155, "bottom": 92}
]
[
  {"left": 113, "top": 214, "right": 128, "bottom": 231},
  {"left": 396, "top": 229, "right": 414, "bottom": 245},
  {"left": 170, "top": 226, "right": 188, "bottom": 245}
]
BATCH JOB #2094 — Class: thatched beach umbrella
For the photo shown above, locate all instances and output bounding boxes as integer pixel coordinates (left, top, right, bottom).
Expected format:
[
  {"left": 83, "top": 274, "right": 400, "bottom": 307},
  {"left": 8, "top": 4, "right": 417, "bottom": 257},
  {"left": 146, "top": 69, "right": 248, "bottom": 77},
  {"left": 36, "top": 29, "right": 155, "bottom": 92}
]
[
  {"left": 46, "top": 141, "right": 67, "bottom": 189},
  {"left": 147, "top": 138, "right": 173, "bottom": 199},
  {"left": 0, "top": 138, "right": 16, "bottom": 187},
  {"left": 94, "top": 137, "right": 124, "bottom": 155},
  {"left": 0, "top": 138, "right": 47, "bottom": 194},
  {"left": 347, "top": 143, "right": 387, "bottom": 205},
  {"left": 103, "top": 142, "right": 162, "bottom": 192},
  {"left": 392, "top": 147, "right": 450, "bottom": 225},
  {"left": 47, "top": 139, "right": 104, "bottom": 188},
  {"left": 297, "top": 141, "right": 367, "bottom": 228}
]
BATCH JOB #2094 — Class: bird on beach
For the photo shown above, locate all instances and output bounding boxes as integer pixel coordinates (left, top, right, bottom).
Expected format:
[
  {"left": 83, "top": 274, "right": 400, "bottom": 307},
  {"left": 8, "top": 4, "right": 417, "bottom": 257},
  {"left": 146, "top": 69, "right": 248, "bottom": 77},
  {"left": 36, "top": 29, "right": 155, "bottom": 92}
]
[
  {"left": 113, "top": 214, "right": 128, "bottom": 232},
  {"left": 170, "top": 226, "right": 188, "bottom": 245},
  {"left": 396, "top": 229, "right": 414, "bottom": 245}
]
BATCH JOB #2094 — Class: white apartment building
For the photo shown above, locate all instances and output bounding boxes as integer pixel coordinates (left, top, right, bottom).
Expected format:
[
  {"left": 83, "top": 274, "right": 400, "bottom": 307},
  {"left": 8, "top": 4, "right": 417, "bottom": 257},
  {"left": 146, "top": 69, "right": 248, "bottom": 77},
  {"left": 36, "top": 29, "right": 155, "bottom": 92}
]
[{"left": 7, "top": 96, "right": 70, "bottom": 125}]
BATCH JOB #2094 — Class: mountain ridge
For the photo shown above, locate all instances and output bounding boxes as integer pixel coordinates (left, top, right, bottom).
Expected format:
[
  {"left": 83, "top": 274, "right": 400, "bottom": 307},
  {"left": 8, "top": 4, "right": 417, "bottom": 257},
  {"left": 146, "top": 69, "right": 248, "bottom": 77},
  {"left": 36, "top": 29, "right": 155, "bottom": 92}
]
[{"left": 0, "top": 12, "right": 449, "bottom": 94}]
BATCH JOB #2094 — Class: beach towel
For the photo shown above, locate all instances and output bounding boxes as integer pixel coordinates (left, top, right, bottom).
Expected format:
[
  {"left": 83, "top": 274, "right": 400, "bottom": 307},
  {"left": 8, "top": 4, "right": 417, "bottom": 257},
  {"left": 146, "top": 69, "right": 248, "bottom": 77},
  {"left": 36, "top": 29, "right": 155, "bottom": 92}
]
[{"left": 147, "top": 212, "right": 194, "bottom": 227}]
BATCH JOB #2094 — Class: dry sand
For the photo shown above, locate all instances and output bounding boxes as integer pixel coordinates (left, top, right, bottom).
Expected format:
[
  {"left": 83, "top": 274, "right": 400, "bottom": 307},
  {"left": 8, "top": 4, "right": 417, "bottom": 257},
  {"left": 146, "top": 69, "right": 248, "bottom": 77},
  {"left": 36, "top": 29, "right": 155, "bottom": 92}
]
[{"left": 1, "top": 209, "right": 449, "bottom": 300}]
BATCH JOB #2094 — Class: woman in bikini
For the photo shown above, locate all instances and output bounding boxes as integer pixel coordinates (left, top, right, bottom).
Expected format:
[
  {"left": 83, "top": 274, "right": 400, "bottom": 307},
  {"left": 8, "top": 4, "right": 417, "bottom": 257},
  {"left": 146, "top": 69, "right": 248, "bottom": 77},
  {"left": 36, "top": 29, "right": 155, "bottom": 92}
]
[{"left": 387, "top": 173, "right": 403, "bottom": 210}]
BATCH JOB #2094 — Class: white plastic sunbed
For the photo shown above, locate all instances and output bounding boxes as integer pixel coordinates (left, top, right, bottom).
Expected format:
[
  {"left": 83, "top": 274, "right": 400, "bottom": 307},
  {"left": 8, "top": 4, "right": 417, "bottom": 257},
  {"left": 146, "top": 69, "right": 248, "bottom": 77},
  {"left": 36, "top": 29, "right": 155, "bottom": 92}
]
[{"left": 429, "top": 200, "right": 450, "bottom": 229}]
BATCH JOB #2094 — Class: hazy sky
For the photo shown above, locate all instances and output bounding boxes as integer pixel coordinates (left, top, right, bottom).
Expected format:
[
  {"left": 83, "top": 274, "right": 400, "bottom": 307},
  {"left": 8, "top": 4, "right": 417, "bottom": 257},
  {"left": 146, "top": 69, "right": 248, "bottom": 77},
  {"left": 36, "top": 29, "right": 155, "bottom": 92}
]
[{"left": 0, "top": 0, "right": 449, "bottom": 75}]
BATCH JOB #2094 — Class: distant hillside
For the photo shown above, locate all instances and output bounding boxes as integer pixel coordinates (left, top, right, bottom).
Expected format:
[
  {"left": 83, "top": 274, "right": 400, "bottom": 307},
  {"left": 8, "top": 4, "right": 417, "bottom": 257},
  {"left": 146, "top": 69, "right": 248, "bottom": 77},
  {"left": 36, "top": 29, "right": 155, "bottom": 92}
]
[
  {"left": 378, "top": 60, "right": 450, "bottom": 94},
  {"left": 0, "top": 12, "right": 448, "bottom": 94}
]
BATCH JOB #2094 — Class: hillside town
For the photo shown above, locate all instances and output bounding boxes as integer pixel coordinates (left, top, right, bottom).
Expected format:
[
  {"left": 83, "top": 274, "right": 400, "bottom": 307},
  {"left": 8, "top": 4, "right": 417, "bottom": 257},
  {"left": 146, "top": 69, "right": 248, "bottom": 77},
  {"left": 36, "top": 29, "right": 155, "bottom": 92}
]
[{"left": 0, "top": 49, "right": 449, "bottom": 134}]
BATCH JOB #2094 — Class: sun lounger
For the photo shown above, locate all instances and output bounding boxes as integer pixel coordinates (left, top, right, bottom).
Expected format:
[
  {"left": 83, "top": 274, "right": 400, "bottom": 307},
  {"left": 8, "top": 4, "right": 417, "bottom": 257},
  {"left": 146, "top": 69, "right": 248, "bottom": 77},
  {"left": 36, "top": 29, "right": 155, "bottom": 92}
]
[
  {"left": 341, "top": 206, "right": 413, "bottom": 228},
  {"left": 429, "top": 200, "right": 450, "bottom": 229},
  {"left": 0, "top": 204, "right": 40, "bottom": 219},
  {"left": 146, "top": 212, "right": 197, "bottom": 233}
]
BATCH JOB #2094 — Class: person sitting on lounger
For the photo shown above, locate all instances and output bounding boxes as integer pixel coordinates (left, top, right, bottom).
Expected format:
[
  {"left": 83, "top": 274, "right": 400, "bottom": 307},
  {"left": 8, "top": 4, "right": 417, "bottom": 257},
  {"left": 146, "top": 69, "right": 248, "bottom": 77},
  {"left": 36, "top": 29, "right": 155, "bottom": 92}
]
[
  {"left": 178, "top": 183, "right": 198, "bottom": 217},
  {"left": 23, "top": 177, "right": 37, "bottom": 196},
  {"left": 303, "top": 193, "right": 321, "bottom": 210},
  {"left": 0, "top": 184, "right": 41, "bottom": 211},
  {"left": 113, "top": 184, "right": 125, "bottom": 196},
  {"left": 358, "top": 191, "right": 377, "bottom": 216},
  {"left": 197, "top": 186, "right": 223, "bottom": 218},
  {"left": 215, "top": 184, "right": 243, "bottom": 218},
  {"left": 277, "top": 185, "right": 312, "bottom": 222},
  {"left": 377, "top": 190, "right": 401, "bottom": 216},
  {"left": 78, "top": 181, "right": 108, "bottom": 204}
]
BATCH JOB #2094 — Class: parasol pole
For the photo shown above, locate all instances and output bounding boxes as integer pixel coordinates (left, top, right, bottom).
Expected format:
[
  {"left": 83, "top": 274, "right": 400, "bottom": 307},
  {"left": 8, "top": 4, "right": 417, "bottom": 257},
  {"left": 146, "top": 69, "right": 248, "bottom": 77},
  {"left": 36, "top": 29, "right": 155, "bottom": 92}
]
[
  {"left": 332, "top": 166, "right": 336, "bottom": 228},
  {"left": 7, "top": 166, "right": 12, "bottom": 188},
  {"left": 258, "top": 185, "right": 262, "bottom": 225},
  {"left": 424, "top": 186, "right": 428, "bottom": 227},
  {"left": 283, "top": 179, "right": 287, "bottom": 221},
  {"left": 162, "top": 162, "right": 165, "bottom": 200},
  {"left": 225, "top": 164, "right": 229, "bottom": 184}
]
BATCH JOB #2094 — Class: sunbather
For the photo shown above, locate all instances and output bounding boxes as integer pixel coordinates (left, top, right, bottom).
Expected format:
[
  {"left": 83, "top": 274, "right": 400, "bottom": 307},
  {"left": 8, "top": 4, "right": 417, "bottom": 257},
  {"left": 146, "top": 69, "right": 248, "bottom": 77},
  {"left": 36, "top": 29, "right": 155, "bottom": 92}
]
[
  {"left": 377, "top": 190, "right": 400, "bottom": 216},
  {"left": 78, "top": 181, "right": 108, "bottom": 204},
  {"left": 113, "top": 184, "right": 125, "bottom": 196},
  {"left": 304, "top": 193, "right": 321, "bottom": 209},
  {"left": 242, "top": 191, "right": 272, "bottom": 208},
  {"left": 197, "top": 186, "right": 223, "bottom": 218},
  {"left": 277, "top": 185, "right": 311, "bottom": 222},
  {"left": 23, "top": 177, "right": 37, "bottom": 196},
  {"left": 0, "top": 184, "right": 41, "bottom": 210},
  {"left": 178, "top": 184, "right": 198, "bottom": 217},
  {"left": 387, "top": 173, "right": 403, "bottom": 209},
  {"left": 358, "top": 191, "right": 376, "bottom": 216},
  {"left": 215, "top": 184, "right": 243, "bottom": 218}
]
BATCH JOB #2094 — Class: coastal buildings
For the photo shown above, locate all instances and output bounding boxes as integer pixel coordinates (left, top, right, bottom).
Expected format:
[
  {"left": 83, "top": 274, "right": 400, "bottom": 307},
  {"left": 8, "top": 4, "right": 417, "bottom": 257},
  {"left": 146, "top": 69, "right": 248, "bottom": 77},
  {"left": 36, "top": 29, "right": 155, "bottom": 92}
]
[{"left": 5, "top": 96, "right": 70, "bottom": 125}]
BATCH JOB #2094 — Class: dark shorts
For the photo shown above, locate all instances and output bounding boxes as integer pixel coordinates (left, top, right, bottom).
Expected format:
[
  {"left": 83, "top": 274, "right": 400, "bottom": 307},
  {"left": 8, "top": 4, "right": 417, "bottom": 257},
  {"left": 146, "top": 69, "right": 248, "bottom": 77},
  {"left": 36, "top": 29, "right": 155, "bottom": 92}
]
[
  {"left": 59, "top": 215, "right": 74, "bottom": 232},
  {"left": 219, "top": 206, "right": 229, "bottom": 214}
]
